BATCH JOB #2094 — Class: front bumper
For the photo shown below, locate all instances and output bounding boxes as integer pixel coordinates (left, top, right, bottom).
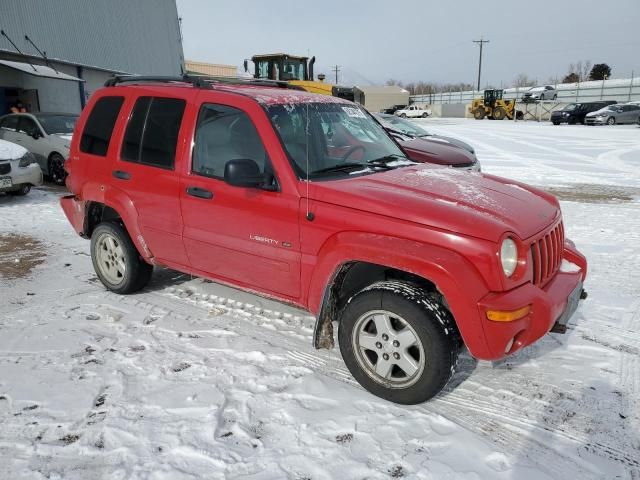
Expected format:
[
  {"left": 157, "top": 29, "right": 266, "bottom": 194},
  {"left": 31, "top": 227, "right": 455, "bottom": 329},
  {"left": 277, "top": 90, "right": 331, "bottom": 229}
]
[
  {"left": 473, "top": 243, "right": 587, "bottom": 360},
  {"left": 584, "top": 117, "right": 606, "bottom": 125},
  {"left": 0, "top": 163, "right": 43, "bottom": 192}
]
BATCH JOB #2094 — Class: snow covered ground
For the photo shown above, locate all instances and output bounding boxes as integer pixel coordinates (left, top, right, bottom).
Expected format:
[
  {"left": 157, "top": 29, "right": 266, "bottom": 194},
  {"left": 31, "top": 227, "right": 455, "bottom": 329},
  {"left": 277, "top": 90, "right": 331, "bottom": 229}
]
[{"left": 1, "top": 119, "right": 639, "bottom": 479}]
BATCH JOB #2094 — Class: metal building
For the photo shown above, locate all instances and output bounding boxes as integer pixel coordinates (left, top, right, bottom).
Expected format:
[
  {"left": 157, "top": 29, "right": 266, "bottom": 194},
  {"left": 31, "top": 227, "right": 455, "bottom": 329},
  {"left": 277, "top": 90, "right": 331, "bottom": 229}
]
[{"left": 0, "top": 0, "right": 184, "bottom": 114}]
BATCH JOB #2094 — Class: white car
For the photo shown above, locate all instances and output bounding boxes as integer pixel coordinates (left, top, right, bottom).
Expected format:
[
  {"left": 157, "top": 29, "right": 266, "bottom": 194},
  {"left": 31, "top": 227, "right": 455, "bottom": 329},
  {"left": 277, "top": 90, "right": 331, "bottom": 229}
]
[
  {"left": 522, "top": 85, "right": 558, "bottom": 102},
  {"left": 0, "top": 113, "right": 77, "bottom": 185},
  {"left": 0, "top": 139, "right": 43, "bottom": 196},
  {"left": 394, "top": 105, "right": 432, "bottom": 118}
]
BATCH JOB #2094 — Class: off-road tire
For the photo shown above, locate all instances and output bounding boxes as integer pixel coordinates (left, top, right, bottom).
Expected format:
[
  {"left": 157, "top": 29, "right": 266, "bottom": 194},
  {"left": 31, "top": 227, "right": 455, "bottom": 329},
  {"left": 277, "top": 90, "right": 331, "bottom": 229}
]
[
  {"left": 338, "top": 281, "right": 459, "bottom": 404},
  {"left": 8, "top": 184, "right": 31, "bottom": 196},
  {"left": 48, "top": 153, "right": 67, "bottom": 186},
  {"left": 91, "top": 221, "right": 153, "bottom": 294},
  {"left": 492, "top": 106, "right": 506, "bottom": 120},
  {"left": 473, "top": 108, "right": 486, "bottom": 120}
]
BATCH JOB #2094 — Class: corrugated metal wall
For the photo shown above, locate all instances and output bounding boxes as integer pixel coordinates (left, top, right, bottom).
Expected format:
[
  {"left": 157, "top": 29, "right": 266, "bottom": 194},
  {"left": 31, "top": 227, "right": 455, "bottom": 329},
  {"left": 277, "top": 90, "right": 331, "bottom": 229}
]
[{"left": 0, "top": 0, "right": 184, "bottom": 75}]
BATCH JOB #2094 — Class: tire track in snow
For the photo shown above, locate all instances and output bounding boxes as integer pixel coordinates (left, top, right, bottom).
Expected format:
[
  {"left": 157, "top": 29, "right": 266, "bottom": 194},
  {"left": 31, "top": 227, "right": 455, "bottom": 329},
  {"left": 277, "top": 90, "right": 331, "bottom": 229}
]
[{"left": 123, "top": 284, "right": 638, "bottom": 477}]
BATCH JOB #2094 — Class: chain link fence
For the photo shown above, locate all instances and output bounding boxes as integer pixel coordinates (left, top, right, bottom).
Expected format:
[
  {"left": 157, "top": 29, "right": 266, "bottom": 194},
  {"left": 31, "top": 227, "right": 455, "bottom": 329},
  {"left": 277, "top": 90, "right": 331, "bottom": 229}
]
[{"left": 410, "top": 76, "right": 640, "bottom": 105}]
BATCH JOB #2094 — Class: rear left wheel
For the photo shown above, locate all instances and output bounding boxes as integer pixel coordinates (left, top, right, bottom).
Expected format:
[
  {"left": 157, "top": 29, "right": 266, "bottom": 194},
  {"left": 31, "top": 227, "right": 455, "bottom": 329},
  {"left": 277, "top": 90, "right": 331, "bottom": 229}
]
[
  {"left": 91, "top": 222, "right": 153, "bottom": 294},
  {"left": 338, "top": 281, "right": 459, "bottom": 404}
]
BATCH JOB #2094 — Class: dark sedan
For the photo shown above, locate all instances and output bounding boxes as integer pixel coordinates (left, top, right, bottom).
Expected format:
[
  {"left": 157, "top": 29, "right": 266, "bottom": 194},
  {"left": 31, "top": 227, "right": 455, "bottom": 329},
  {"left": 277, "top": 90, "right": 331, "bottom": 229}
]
[
  {"left": 550, "top": 101, "right": 616, "bottom": 125},
  {"left": 373, "top": 113, "right": 480, "bottom": 171}
]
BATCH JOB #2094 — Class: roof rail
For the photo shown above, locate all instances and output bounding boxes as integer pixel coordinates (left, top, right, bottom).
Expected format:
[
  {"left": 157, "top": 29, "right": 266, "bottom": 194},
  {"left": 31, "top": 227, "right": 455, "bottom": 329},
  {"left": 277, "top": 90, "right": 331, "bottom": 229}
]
[
  {"left": 104, "top": 74, "right": 212, "bottom": 88},
  {"left": 104, "top": 74, "right": 305, "bottom": 91}
]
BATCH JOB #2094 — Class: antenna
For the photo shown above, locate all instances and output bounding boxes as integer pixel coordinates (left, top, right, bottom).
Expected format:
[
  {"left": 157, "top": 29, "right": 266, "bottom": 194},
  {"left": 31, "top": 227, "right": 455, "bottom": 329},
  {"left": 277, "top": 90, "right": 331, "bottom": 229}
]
[
  {"left": 24, "top": 35, "right": 58, "bottom": 73},
  {"left": 305, "top": 103, "right": 314, "bottom": 221},
  {"left": 1, "top": 30, "right": 37, "bottom": 72}
]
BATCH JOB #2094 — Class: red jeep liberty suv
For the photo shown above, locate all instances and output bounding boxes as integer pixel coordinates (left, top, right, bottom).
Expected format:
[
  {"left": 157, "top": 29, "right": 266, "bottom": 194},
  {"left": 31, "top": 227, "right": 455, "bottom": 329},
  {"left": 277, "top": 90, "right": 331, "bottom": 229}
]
[{"left": 61, "top": 75, "right": 587, "bottom": 404}]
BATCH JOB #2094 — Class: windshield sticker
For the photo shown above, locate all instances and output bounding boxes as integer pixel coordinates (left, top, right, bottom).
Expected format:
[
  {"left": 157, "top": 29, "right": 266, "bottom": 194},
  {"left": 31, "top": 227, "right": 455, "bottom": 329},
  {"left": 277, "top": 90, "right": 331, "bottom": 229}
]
[{"left": 342, "top": 107, "right": 367, "bottom": 118}]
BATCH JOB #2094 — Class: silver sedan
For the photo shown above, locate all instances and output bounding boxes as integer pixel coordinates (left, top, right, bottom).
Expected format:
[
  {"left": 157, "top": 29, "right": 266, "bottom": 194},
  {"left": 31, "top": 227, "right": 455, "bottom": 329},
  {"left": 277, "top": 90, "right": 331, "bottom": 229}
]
[
  {"left": 0, "top": 139, "right": 43, "bottom": 196},
  {"left": 585, "top": 104, "right": 640, "bottom": 125}
]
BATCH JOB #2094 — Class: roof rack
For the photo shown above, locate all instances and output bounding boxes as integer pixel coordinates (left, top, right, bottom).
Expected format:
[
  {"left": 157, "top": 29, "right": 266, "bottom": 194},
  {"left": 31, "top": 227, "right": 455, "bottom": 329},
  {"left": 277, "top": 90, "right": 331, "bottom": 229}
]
[
  {"left": 104, "top": 74, "right": 305, "bottom": 91},
  {"left": 104, "top": 74, "right": 212, "bottom": 88}
]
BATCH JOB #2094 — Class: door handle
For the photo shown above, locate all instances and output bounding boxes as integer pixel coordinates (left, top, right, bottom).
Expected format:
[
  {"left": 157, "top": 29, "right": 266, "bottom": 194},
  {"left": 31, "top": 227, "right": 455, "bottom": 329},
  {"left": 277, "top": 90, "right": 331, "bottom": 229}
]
[
  {"left": 112, "top": 170, "right": 131, "bottom": 180},
  {"left": 186, "top": 186, "right": 213, "bottom": 200}
]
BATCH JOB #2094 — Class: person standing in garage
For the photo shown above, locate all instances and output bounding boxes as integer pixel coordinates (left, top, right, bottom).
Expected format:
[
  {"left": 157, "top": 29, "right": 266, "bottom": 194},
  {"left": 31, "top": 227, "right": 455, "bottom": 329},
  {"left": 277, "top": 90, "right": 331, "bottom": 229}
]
[{"left": 10, "top": 100, "right": 27, "bottom": 113}]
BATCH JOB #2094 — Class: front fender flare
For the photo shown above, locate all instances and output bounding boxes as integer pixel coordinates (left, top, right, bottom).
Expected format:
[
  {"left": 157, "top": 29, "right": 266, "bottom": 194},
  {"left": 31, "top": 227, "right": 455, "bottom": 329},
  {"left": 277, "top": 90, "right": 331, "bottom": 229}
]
[{"left": 307, "top": 232, "right": 491, "bottom": 356}]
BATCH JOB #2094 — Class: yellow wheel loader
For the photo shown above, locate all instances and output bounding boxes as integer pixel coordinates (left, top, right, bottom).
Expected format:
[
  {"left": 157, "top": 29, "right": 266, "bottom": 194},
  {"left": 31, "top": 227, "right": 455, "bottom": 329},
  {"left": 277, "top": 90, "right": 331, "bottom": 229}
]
[
  {"left": 244, "top": 53, "right": 354, "bottom": 101},
  {"left": 470, "top": 89, "right": 519, "bottom": 120}
]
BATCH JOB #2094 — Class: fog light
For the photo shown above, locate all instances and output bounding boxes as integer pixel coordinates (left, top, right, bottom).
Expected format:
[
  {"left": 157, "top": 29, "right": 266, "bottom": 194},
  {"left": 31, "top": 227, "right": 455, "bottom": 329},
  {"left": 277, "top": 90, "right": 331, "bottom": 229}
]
[
  {"left": 486, "top": 305, "right": 530, "bottom": 322},
  {"left": 505, "top": 337, "right": 515, "bottom": 354}
]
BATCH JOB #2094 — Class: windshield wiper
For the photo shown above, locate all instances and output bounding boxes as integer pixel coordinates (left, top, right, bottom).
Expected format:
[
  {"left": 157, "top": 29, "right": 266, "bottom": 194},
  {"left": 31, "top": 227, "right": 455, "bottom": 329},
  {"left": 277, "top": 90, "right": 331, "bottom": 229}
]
[
  {"left": 311, "top": 162, "right": 366, "bottom": 175},
  {"left": 366, "top": 154, "right": 411, "bottom": 168}
]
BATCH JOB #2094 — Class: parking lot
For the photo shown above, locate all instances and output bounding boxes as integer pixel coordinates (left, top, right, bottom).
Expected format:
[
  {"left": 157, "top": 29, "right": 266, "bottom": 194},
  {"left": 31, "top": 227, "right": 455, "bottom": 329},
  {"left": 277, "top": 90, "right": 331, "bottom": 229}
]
[{"left": 1, "top": 118, "right": 639, "bottom": 479}]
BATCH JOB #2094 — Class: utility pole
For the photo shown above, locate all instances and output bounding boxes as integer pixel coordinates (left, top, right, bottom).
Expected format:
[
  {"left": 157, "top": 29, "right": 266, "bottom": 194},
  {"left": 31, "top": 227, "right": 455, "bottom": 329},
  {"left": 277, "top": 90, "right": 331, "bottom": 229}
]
[
  {"left": 472, "top": 37, "right": 489, "bottom": 91},
  {"left": 332, "top": 65, "right": 340, "bottom": 84}
]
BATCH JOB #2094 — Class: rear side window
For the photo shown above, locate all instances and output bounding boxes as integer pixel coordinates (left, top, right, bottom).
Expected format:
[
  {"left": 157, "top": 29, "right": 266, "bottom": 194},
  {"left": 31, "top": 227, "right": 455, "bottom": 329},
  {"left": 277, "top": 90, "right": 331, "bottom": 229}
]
[
  {"left": 80, "top": 96, "right": 124, "bottom": 156},
  {"left": 0, "top": 116, "right": 19, "bottom": 131},
  {"left": 121, "top": 96, "right": 185, "bottom": 169}
]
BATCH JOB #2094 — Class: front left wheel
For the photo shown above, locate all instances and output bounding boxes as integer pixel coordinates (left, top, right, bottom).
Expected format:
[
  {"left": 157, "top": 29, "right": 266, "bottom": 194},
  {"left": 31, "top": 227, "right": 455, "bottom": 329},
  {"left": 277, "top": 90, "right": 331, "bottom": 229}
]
[
  {"left": 48, "top": 153, "right": 67, "bottom": 186},
  {"left": 8, "top": 184, "right": 31, "bottom": 196},
  {"left": 607, "top": 117, "right": 616, "bottom": 125},
  {"left": 91, "top": 221, "right": 153, "bottom": 294},
  {"left": 338, "top": 281, "right": 459, "bottom": 404}
]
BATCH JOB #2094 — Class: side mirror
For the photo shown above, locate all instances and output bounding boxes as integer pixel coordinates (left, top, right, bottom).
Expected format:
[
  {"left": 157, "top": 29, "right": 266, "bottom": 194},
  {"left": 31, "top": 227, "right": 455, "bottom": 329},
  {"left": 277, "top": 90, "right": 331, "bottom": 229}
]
[
  {"left": 30, "top": 131, "right": 41, "bottom": 140},
  {"left": 243, "top": 59, "right": 249, "bottom": 73},
  {"left": 224, "top": 159, "right": 276, "bottom": 190}
]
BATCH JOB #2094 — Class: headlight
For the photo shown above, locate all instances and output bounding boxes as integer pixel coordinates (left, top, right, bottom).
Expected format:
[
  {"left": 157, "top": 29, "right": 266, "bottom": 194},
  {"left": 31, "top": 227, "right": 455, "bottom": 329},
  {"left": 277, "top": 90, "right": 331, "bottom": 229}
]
[
  {"left": 18, "top": 152, "right": 37, "bottom": 168},
  {"left": 500, "top": 237, "right": 518, "bottom": 277}
]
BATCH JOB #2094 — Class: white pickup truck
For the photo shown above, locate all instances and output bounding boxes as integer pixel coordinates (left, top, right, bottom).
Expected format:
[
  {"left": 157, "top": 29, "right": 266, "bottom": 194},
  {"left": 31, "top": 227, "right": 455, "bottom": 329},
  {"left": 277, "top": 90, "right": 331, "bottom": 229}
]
[{"left": 394, "top": 105, "right": 432, "bottom": 118}]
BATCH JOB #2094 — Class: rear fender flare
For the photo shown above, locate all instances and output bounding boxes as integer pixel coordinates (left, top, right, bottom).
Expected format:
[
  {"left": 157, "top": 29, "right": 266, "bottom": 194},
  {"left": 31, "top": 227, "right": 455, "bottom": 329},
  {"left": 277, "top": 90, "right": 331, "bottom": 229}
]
[{"left": 82, "top": 182, "right": 153, "bottom": 262}]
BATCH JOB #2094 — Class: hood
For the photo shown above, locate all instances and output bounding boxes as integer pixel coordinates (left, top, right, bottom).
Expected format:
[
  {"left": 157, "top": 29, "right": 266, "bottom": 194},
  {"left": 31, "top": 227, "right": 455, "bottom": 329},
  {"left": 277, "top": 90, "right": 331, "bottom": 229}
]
[
  {"left": 399, "top": 137, "right": 476, "bottom": 166},
  {"left": 0, "top": 139, "right": 28, "bottom": 160},
  {"left": 426, "top": 134, "right": 475, "bottom": 154},
  {"left": 309, "top": 164, "right": 559, "bottom": 242}
]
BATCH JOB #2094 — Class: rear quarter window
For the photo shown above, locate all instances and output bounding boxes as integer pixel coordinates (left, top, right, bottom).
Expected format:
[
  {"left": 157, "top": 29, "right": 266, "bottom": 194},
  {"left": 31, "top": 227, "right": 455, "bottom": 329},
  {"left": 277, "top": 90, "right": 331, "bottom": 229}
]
[{"left": 80, "top": 96, "right": 124, "bottom": 156}]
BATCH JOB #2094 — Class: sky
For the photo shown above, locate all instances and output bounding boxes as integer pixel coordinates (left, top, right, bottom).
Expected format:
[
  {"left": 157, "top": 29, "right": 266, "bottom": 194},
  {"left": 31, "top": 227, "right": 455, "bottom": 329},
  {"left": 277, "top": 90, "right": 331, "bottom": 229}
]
[{"left": 176, "top": 0, "right": 640, "bottom": 87}]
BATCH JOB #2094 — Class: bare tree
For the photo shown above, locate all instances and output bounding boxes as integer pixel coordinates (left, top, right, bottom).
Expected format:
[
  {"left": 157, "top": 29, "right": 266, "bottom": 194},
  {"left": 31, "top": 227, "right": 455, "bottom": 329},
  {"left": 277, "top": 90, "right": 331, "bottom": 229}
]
[
  {"left": 514, "top": 73, "right": 536, "bottom": 88},
  {"left": 385, "top": 79, "right": 403, "bottom": 87},
  {"left": 566, "top": 60, "right": 592, "bottom": 82}
]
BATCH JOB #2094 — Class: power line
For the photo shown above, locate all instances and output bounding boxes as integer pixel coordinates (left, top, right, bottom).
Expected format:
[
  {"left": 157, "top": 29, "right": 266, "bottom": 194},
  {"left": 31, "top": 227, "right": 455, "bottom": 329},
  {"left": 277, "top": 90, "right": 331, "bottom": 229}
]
[
  {"left": 332, "top": 65, "right": 340, "bottom": 84},
  {"left": 472, "top": 37, "right": 489, "bottom": 91}
]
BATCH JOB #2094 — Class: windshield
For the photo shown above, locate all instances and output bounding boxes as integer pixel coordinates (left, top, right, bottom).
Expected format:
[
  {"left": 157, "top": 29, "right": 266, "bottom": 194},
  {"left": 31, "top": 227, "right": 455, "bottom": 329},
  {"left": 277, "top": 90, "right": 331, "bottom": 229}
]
[
  {"left": 35, "top": 114, "right": 78, "bottom": 134},
  {"left": 267, "top": 102, "right": 407, "bottom": 179},
  {"left": 376, "top": 115, "right": 430, "bottom": 136},
  {"left": 563, "top": 104, "right": 578, "bottom": 111}
]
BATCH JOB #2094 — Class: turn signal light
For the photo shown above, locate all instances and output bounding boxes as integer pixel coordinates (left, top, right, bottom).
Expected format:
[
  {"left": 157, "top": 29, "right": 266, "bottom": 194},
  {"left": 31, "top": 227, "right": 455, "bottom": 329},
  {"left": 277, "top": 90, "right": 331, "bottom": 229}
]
[{"left": 486, "top": 305, "right": 531, "bottom": 322}]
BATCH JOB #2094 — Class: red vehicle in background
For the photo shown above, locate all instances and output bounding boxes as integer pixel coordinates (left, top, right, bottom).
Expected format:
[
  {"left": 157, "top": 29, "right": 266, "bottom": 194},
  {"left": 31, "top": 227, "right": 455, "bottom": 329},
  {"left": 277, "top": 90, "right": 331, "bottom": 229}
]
[
  {"left": 61, "top": 75, "right": 587, "bottom": 404},
  {"left": 374, "top": 112, "right": 481, "bottom": 171}
]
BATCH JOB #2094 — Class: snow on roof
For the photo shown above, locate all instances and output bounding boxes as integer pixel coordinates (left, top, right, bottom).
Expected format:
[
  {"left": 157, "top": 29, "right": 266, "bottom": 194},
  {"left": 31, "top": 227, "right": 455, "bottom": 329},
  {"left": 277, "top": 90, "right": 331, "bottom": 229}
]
[{"left": 0, "top": 139, "right": 28, "bottom": 160}]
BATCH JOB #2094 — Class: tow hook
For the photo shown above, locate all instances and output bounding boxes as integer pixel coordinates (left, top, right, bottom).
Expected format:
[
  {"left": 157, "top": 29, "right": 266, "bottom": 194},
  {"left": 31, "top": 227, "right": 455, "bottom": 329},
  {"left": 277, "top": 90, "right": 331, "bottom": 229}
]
[{"left": 580, "top": 289, "right": 588, "bottom": 300}]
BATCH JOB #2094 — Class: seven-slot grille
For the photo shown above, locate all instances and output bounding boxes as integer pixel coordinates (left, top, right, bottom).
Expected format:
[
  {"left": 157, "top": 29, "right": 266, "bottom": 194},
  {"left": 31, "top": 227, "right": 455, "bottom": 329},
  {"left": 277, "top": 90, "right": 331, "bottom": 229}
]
[
  {"left": 531, "top": 221, "right": 564, "bottom": 287},
  {"left": 0, "top": 162, "right": 11, "bottom": 175}
]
